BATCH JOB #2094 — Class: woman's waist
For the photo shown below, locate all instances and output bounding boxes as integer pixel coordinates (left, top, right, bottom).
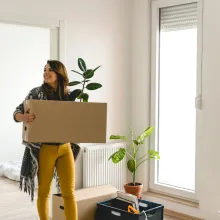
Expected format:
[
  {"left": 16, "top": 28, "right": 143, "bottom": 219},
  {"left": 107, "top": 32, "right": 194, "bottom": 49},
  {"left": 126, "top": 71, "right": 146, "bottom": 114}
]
[{"left": 42, "top": 142, "right": 64, "bottom": 146}]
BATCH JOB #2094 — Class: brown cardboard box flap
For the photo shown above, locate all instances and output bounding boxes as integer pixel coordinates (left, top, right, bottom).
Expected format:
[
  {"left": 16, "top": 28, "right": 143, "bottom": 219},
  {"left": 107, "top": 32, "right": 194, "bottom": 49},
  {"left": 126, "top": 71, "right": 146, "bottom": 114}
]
[
  {"left": 52, "top": 184, "right": 118, "bottom": 220},
  {"left": 22, "top": 99, "right": 107, "bottom": 143},
  {"left": 75, "top": 184, "right": 118, "bottom": 201}
]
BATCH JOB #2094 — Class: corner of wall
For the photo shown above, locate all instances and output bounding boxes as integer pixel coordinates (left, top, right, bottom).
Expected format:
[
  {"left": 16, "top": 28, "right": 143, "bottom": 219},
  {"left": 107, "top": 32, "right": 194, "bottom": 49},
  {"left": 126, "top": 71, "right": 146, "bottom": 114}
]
[{"left": 130, "top": 0, "right": 151, "bottom": 192}]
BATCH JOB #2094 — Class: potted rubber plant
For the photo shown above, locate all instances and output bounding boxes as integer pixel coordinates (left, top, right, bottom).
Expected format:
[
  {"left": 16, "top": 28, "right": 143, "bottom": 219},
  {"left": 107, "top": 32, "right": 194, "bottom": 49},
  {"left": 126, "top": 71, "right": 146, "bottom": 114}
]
[
  {"left": 66, "top": 58, "right": 103, "bottom": 164},
  {"left": 68, "top": 58, "right": 102, "bottom": 102},
  {"left": 108, "top": 126, "right": 160, "bottom": 198}
]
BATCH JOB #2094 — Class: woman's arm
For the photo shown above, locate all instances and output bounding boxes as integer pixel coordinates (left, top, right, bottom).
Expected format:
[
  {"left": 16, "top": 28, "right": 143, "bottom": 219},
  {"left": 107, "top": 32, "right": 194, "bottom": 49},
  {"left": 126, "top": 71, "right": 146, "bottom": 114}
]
[
  {"left": 15, "top": 113, "right": 25, "bottom": 122},
  {"left": 14, "top": 112, "right": 35, "bottom": 123},
  {"left": 13, "top": 89, "right": 36, "bottom": 123},
  {"left": 13, "top": 103, "right": 25, "bottom": 122}
]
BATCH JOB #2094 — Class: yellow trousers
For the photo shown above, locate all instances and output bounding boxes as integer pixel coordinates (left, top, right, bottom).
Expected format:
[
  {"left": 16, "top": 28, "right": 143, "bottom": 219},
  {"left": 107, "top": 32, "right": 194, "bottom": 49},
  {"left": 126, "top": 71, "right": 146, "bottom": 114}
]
[{"left": 37, "top": 143, "right": 78, "bottom": 220}]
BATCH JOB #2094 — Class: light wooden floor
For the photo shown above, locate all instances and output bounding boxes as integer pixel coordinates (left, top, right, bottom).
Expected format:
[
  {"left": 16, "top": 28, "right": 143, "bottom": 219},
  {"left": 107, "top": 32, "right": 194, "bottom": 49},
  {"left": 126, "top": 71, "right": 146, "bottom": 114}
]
[
  {"left": 0, "top": 176, "right": 38, "bottom": 219},
  {"left": 0, "top": 176, "right": 179, "bottom": 220}
]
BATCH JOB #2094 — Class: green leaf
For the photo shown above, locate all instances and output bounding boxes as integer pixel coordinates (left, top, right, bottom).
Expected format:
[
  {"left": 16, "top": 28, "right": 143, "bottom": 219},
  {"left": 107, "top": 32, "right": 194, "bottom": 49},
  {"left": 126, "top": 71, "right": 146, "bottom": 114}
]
[
  {"left": 78, "top": 58, "right": 87, "bottom": 72},
  {"left": 133, "top": 140, "right": 139, "bottom": 145},
  {"left": 108, "top": 148, "right": 126, "bottom": 163},
  {"left": 93, "top": 65, "right": 101, "bottom": 72},
  {"left": 78, "top": 93, "right": 89, "bottom": 102},
  {"left": 127, "top": 159, "right": 135, "bottom": 173},
  {"left": 71, "top": 70, "right": 83, "bottom": 76},
  {"left": 133, "top": 139, "right": 144, "bottom": 145},
  {"left": 69, "top": 89, "right": 81, "bottom": 101},
  {"left": 137, "top": 126, "right": 154, "bottom": 142},
  {"left": 109, "top": 135, "right": 126, "bottom": 141},
  {"left": 68, "top": 81, "right": 81, "bottom": 86},
  {"left": 83, "top": 65, "right": 101, "bottom": 79},
  {"left": 83, "top": 69, "right": 94, "bottom": 79},
  {"left": 86, "top": 83, "right": 102, "bottom": 90},
  {"left": 148, "top": 150, "right": 160, "bottom": 160}
]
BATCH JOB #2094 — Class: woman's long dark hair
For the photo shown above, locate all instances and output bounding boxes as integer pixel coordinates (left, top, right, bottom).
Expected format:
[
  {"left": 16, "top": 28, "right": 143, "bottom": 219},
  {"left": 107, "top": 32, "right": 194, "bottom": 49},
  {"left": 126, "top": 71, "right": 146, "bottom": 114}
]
[{"left": 42, "top": 60, "right": 69, "bottom": 101}]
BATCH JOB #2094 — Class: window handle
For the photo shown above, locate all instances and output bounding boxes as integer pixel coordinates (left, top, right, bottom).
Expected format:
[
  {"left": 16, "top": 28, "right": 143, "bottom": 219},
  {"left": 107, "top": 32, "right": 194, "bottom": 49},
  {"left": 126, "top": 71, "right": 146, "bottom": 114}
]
[{"left": 195, "top": 95, "right": 202, "bottom": 110}]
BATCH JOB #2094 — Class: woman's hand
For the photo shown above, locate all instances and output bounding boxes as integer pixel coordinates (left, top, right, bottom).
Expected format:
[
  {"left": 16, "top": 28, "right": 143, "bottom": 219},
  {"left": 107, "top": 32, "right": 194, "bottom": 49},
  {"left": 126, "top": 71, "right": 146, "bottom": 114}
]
[
  {"left": 22, "top": 113, "right": 36, "bottom": 123},
  {"left": 15, "top": 112, "right": 36, "bottom": 123}
]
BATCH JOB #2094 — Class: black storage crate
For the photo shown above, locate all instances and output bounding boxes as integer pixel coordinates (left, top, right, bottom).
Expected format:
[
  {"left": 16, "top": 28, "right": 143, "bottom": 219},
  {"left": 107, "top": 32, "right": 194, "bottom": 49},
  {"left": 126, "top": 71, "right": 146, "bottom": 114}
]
[{"left": 95, "top": 198, "right": 164, "bottom": 220}]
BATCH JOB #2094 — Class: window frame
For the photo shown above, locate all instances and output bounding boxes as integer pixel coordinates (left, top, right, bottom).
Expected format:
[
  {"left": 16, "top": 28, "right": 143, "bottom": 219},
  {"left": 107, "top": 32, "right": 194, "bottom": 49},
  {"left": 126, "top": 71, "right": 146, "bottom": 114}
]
[{"left": 149, "top": 0, "right": 203, "bottom": 202}]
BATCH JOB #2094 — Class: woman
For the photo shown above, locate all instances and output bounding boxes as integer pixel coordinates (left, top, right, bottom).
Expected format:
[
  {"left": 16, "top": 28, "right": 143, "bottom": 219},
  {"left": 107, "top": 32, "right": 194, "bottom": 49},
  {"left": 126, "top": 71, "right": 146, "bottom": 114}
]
[{"left": 13, "top": 60, "right": 80, "bottom": 220}]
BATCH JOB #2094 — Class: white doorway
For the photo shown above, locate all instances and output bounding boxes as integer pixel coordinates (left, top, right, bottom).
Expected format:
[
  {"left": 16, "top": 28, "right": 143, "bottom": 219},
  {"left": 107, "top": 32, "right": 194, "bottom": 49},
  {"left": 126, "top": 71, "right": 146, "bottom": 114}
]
[
  {"left": 0, "top": 18, "right": 65, "bottom": 218},
  {"left": 0, "top": 21, "right": 62, "bottom": 162}
]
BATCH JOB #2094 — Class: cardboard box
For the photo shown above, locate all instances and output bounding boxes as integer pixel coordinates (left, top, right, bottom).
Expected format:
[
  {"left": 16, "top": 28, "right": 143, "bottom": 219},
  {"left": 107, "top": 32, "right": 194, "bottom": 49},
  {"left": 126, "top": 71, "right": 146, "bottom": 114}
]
[
  {"left": 22, "top": 100, "right": 107, "bottom": 143},
  {"left": 52, "top": 184, "right": 118, "bottom": 220}
]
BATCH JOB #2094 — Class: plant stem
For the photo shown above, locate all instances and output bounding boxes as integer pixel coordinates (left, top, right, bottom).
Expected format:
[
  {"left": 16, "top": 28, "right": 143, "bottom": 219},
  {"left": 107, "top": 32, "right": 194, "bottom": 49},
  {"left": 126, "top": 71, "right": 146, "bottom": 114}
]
[
  {"left": 130, "top": 126, "right": 136, "bottom": 156},
  {"left": 133, "top": 170, "right": 136, "bottom": 185},
  {"left": 136, "top": 152, "right": 149, "bottom": 163},
  {"left": 126, "top": 151, "right": 134, "bottom": 159},
  {"left": 136, "top": 143, "right": 141, "bottom": 153},
  {"left": 80, "top": 79, "right": 86, "bottom": 102},
  {"left": 130, "top": 126, "right": 137, "bottom": 185},
  {"left": 136, "top": 157, "right": 149, "bottom": 169}
]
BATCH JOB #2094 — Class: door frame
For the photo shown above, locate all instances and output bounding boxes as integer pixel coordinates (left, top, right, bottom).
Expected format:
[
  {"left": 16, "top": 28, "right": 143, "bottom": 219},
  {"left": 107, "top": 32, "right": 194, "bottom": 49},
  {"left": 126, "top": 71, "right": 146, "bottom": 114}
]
[{"left": 0, "top": 13, "right": 66, "bottom": 63}]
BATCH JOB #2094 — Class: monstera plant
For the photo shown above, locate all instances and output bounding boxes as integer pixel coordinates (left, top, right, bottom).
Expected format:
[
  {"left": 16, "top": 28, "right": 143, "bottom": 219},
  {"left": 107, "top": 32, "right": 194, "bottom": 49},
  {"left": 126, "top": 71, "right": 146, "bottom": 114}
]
[
  {"left": 68, "top": 58, "right": 102, "bottom": 102},
  {"left": 108, "top": 126, "right": 160, "bottom": 198}
]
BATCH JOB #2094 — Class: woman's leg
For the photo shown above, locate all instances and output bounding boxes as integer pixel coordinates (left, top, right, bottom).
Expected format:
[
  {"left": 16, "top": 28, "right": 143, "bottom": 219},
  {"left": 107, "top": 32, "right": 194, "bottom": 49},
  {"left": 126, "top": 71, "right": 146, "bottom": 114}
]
[
  {"left": 56, "top": 143, "right": 78, "bottom": 220},
  {"left": 37, "top": 145, "right": 58, "bottom": 220}
]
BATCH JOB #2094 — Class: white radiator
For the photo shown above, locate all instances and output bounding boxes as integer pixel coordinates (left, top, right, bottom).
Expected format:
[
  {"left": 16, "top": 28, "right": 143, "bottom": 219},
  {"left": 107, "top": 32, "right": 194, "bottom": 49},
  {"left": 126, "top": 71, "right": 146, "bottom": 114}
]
[{"left": 83, "top": 142, "right": 127, "bottom": 191}]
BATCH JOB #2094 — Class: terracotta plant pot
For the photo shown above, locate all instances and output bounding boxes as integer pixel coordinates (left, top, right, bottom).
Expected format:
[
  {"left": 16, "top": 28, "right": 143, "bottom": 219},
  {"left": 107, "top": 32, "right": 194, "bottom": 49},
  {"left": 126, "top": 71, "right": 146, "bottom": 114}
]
[{"left": 124, "top": 182, "right": 143, "bottom": 198}]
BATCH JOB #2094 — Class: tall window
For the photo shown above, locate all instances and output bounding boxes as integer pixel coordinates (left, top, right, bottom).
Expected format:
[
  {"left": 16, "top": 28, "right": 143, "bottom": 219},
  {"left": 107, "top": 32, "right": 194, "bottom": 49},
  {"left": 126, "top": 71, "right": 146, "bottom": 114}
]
[{"left": 150, "top": 0, "right": 201, "bottom": 201}]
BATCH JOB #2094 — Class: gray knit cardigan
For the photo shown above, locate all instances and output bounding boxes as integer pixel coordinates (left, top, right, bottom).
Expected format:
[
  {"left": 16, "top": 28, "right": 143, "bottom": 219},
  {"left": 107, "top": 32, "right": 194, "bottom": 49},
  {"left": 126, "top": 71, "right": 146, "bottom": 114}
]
[{"left": 13, "top": 86, "right": 81, "bottom": 201}]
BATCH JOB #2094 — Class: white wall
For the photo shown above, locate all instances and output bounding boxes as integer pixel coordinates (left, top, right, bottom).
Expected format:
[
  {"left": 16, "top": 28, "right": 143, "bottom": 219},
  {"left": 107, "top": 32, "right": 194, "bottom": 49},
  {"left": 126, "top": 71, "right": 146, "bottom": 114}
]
[
  {"left": 131, "top": 0, "right": 220, "bottom": 219},
  {"left": 130, "top": 0, "right": 151, "bottom": 190},
  {"left": 0, "top": 0, "right": 132, "bottom": 189},
  {"left": 195, "top": 0, "right": 220, "bottom": 218}
]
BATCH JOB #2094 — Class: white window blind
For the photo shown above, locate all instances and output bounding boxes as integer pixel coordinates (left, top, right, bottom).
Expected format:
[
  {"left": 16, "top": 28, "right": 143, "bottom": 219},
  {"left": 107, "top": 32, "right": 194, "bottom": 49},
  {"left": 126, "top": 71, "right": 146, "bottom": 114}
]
[{"left": 160, "top": 2, "right": 198, "bottom": 31}]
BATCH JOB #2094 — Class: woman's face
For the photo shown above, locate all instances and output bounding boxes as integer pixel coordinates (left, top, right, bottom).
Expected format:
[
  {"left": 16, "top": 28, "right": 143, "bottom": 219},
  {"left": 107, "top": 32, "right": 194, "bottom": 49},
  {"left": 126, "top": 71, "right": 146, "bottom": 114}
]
[{"left": 43, "top": 64, "right": 58, "bottom": 85}]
